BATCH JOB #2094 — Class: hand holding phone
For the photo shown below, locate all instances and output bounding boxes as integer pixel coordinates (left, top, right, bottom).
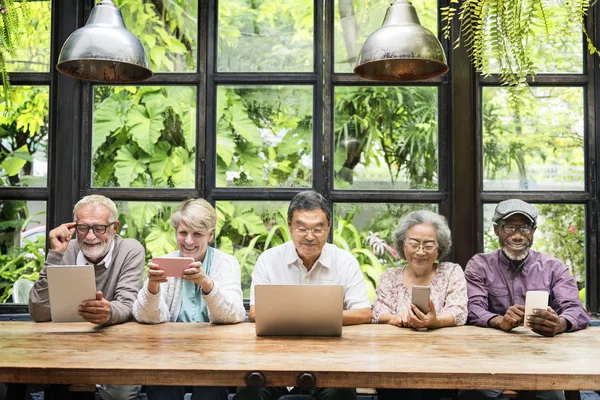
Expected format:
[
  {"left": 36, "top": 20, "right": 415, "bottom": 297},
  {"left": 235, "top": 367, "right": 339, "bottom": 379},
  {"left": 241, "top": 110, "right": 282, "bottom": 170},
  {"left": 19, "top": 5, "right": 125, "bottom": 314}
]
[
  {"left": 151, "top": 257, "right": 195, "bottom": 278},
  {"left": 524, "top": 290, "right": 549, "bottom": 327},
  {"left": 411, "top": 285, "right": 431, "bottom": 314}
]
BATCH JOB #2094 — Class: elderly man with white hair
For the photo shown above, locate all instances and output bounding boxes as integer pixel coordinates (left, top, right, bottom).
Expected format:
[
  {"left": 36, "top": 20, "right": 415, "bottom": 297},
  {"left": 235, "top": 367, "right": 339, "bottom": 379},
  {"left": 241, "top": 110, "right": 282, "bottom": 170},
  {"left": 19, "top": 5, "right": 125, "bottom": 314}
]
[{"left": 28, "top": 194, "right": 145, "bottom": 400}]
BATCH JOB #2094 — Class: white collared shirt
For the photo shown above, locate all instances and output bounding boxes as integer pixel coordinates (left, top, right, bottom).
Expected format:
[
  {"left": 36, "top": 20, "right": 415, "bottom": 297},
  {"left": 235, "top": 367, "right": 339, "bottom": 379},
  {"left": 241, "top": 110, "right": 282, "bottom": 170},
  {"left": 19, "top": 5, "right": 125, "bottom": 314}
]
[
  {"left": 76, "top": 240, "right": 115, "bottom": 269},
  {"left": 250, "top": 241, "right": 370, "bottom": 310}
]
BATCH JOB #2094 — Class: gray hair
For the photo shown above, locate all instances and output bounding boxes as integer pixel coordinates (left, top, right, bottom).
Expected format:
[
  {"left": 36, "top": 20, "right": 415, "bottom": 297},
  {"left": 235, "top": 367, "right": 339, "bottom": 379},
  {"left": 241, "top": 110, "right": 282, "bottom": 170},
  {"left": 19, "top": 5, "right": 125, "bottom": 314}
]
[
  {"left": 170, "top": 198, "right": 217, "bottom": 235},
  {"left": 392, "top": 210, "right": 452, "bottom": 260},
  {"left": 73, "top": 195, "right": 118, "bottom": 222},
  {"left": 287, "top": 191, "right": 332, "bottom": 224}
]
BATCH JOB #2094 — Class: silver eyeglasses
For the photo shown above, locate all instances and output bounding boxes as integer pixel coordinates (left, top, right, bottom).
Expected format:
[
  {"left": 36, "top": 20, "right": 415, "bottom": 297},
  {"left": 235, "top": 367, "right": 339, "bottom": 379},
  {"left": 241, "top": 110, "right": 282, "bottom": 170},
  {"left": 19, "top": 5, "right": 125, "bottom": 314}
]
[
  {"left": 499, "top": 224, "right": 534, "bottom": 235},
  {"left": 404, "top": 239, "right": 438, "bottom": 253}
]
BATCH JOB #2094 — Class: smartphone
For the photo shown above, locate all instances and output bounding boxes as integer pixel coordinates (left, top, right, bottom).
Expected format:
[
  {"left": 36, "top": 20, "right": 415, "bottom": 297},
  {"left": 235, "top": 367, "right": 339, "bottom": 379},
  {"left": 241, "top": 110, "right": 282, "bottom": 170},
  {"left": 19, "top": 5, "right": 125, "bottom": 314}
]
[
  {"left": 411, "top": 285, "right": 431, "bottom": 314},
  {"left": 524, "top": 290, "right": 549, "bottom": 327},
  {"left": 151, "top": 257, "right": 195, "bottom": 278}
]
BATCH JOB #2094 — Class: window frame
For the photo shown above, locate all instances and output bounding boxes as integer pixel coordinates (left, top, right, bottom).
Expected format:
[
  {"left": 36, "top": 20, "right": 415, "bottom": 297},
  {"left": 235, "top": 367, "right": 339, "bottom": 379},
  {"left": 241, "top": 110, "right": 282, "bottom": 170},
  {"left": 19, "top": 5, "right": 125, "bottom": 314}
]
[{"left": 0, "top": 0, "right": 597, "bottom": 315}]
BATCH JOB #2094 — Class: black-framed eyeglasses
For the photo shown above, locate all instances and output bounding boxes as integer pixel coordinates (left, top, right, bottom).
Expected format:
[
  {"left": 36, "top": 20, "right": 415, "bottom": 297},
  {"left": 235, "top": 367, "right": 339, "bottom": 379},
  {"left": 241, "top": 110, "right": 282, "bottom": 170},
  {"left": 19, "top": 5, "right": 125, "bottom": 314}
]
[
  {"left": 292, "top": 225, "right": 328, "bottom": 236},
  {"left": 499, "top": 223, "right": 534, "bottom": 235},
  {"left": 75, "top": 222, "right": 116, "bottom": 236}
]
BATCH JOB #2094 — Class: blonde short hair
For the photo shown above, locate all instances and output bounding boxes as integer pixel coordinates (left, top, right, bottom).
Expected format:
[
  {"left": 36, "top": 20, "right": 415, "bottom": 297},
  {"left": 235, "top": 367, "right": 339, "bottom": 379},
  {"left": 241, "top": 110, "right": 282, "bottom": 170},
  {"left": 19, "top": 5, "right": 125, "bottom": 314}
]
[
  {"left": 170, "top": 198, "right": 217, "bottom": 234},
  {"left": 73, "top": 195, "right": 119, "bottom": 222}
]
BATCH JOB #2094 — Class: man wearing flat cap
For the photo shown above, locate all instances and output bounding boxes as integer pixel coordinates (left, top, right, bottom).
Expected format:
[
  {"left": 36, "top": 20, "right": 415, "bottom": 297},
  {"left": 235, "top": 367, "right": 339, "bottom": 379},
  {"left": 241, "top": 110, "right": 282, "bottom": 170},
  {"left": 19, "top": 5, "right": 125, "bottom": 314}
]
[
  {"left": 465, "top": 199, "right": 589, "bottom": 337},
  {"left": 460, "top": 199, "right": 589, "bottom": 400}
]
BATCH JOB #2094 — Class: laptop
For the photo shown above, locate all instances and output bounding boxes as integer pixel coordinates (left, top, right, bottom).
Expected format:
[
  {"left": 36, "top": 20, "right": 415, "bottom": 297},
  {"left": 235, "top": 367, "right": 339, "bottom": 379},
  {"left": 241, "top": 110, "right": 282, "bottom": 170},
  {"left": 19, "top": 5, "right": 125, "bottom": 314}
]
[
  {"left": 254, "top": 284, "right": 344, "bottom": 336},
  {"left": 46, "top": 265, "right": 96, "bottom": 322}
]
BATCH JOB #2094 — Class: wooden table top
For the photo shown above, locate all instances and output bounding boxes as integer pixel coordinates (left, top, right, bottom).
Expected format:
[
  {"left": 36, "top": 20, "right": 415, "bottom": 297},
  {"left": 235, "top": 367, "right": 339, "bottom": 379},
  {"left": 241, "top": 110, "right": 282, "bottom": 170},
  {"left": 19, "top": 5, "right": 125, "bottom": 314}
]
[{"left": 1, "top": 321, "right": 598, "bottom": 390}]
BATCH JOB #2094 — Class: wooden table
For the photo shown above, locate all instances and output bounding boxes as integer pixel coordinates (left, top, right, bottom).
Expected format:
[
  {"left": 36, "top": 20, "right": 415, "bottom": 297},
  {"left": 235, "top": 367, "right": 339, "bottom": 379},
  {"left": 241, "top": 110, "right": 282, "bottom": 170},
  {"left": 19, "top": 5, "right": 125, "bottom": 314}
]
[{"left": 1, "top": 322, "right": 599, "bottom": 390}]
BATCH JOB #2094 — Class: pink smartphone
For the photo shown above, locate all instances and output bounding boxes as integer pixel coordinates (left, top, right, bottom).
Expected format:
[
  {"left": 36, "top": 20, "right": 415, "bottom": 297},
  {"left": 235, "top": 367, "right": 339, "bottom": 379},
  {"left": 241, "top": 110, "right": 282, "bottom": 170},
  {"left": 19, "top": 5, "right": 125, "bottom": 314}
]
[{"left": 151, "top": 257, "right": 195, "bottom": 278}]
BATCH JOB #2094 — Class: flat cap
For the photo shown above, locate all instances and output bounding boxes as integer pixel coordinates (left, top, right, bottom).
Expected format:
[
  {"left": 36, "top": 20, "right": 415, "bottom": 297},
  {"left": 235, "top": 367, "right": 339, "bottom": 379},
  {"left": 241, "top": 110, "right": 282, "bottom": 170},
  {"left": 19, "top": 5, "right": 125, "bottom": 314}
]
[{"left": 493, "top": 199, "right": 538, "bottom": 224}]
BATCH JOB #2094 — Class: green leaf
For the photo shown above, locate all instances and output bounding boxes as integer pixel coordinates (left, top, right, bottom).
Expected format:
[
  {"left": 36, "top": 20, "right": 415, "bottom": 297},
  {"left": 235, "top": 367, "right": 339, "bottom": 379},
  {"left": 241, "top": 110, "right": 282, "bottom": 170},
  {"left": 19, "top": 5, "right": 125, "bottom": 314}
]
[
  {"left": 126, "top": 100, "right": 167, "bottom": 155},
  {"left": 171, "top": 147, "right": 195, "bottom": 187},
  {"left": 229, "top": 103, "right": 261, "bottom": 146},
  {"left": 127, "top": 202, "right": 160, "bottom": 231},
  {"left": 218, "top": 236, "right": 234, "bottom": 254},
  {"left": 148, "top": 141, "right": 173, "bottom": 185},
  {"left": 217, "top": 131, "right": 236, "bottom": 166},
  {"left": 114, "top": 146, "right": 149, "bottom": 186},
  {"left": 145, "top": 223, "right": 177, "bottom": 258},
  {"left": 93, "top": 95, "right": 130, "bottom": 154},
  {"left": 1, "top": 145, "right": 30, "bottom": 176}
]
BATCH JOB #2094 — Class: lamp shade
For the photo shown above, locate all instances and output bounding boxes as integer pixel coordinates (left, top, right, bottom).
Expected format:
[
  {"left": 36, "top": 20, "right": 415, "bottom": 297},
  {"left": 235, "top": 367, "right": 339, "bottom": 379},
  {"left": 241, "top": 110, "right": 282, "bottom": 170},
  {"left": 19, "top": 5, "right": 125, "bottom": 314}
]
[
  {"left": 56, "top": 0, "right": 152, "bottom": 83},
  {"left": 354, "top": 0, "right": 449, "bottom": 81}
]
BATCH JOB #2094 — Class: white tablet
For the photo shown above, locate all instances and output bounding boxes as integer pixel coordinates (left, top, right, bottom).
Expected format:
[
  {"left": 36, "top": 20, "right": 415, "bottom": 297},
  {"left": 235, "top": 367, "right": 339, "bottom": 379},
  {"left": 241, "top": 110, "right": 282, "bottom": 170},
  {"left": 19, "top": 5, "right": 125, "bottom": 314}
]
[{"left": 46, "top": 265, "right": 97, "bottom": 322}]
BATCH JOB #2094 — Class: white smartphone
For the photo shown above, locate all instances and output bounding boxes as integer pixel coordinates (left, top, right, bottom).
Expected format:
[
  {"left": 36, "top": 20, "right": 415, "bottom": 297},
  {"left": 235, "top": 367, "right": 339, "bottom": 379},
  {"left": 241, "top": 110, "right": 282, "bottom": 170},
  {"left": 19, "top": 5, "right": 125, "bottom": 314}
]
[
  {"left": 152, "top": 257, "right": 195, "bottom": 278},
  {"left": 524, "top": 290, "right": 549, "bottom": 327},
  {"left": 411, "top": 285, "right": 431, "bottom": 314}
]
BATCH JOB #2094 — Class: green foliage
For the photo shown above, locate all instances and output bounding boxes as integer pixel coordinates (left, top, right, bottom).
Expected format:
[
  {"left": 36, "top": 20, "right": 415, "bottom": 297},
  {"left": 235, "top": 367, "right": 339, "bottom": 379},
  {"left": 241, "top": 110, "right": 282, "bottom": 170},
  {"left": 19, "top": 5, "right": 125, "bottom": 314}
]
[
  {"left": 442, "top": 0, "right": 593, "bottom": 105},
  {"left": 334, "top": 86, "right": 438, "bottom": 189},
  {"left": 216, "top": 86, "right": 313, "bottom": 187},
  {"left": 0, "top": 236, "right": 45, "bottom": 303},
  {"left": 92, "top": 86, "right": 196, "bottom": 188},
  {"left": 0, "top": 0, "right": 30, "bottom": 108},
  {"left": 535, "top": 204, "right": 585, "bottom": 284}
]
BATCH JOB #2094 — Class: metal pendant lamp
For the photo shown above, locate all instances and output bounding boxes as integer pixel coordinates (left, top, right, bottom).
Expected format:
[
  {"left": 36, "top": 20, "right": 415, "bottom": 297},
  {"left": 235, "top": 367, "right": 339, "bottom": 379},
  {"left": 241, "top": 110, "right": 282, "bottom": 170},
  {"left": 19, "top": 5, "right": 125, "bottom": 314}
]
[
  {"left": 354, "top": 0, "right": 449, "bottom": 81},
  {"left": 56, "top": 0, "right": 152, "bottom": 83}
]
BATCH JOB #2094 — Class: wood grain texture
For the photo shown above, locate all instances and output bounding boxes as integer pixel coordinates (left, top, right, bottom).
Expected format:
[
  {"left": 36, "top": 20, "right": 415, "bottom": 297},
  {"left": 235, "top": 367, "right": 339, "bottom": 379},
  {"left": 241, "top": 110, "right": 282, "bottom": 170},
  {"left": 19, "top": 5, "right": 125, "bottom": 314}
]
[{"left": 1, "top": 322, "right": 598, "bottom": 389}]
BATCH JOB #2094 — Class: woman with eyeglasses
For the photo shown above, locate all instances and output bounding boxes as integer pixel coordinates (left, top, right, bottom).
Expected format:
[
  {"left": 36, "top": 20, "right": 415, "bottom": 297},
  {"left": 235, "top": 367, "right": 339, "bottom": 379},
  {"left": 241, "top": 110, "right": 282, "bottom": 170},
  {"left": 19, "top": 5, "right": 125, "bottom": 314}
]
[
  {"left": 372, "top": 209, "right": 467, "bottom": 330},
  {"left": 133, "top": 198, "right": 245, "bottom": 400},
  {"left": 372, "top": 210, "right": 467, "bottom": 400}
]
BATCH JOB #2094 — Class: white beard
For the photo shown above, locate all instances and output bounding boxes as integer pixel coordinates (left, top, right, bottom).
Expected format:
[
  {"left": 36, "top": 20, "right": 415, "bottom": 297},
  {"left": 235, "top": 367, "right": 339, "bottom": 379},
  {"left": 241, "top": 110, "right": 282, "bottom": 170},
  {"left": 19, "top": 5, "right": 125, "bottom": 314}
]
[
  {"left": 502, "top": 244, "right": 530, "bottom": 261},
  {"left": 80, "top": 236, "right": 114, "bottom": 263}
]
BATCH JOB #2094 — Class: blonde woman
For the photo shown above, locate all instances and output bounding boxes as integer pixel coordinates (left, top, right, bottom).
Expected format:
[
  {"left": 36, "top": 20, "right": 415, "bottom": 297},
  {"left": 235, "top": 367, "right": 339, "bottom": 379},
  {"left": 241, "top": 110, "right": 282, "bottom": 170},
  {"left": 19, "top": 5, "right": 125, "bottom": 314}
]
[{"left": 133, "top": 198, "right": 245, "bottom": 400}]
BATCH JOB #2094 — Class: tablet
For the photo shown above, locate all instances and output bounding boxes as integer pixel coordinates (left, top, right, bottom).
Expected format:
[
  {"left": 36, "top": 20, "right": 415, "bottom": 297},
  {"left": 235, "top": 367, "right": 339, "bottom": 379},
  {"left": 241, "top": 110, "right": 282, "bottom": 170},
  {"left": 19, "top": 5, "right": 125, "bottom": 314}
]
[
  {"left": 46, "top": 265, "right": 96, "bottom": 322},
  {"left": 152, "top": 257, "right": 195, "bottom": 277}
]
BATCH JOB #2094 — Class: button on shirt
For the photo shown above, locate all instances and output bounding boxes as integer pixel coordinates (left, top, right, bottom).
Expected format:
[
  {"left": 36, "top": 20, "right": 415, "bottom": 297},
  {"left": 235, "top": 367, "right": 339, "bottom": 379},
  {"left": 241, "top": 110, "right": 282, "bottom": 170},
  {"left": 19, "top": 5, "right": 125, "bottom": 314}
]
[
  {"left": 465, "top": 249, "right": 589, "bottom": 331},
  {"left": 250, "top": 241, "right": 371, "bottom": 311}
]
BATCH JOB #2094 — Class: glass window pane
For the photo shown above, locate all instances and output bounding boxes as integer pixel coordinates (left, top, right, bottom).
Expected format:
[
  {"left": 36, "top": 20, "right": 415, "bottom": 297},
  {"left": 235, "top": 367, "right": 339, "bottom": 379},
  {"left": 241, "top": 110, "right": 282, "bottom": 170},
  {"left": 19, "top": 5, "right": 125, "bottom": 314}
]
[
  {"left": 335, "top": 0, "right": 437, "bottom": 73},
  {"left": 0, "top": 86, "right": 49, "bottom": 188},
  {"left": 334, "top": 86, "right": 438, "bottom": 190},
  {"left": 334, "top": 203, "right": 438, "bottom": 300},
  {"left": 0, "top": 200, "right": 46, "bottom": 303},
  {"left": 92, "top": 86, "right": 197, "bottom": 188},
  {"left": 115, "top": 201, "right": 179, "bottom": 261},
  {"left": 483, "top": 203, "right": 586, "bottom": 305},
  {"left": 484, "top": 3, "right": 582, "bottom": 74},
  {"left": 115, "top": 0, "right": 197, "bottom": 73},
  {"left": 482, "top": 87, "right": 584, "bottom": 191},
  {"left": 215, "top": 200, "right": 289, "bottom": 297},
  {"left": 216, "top": 85, "right": 313, "bottom": 188},
  {"left": 217, "top": 0, "right": 313, "bottom": 72},
  {"left": 7, "top": 1, "right": 51, "bottom": 72}
]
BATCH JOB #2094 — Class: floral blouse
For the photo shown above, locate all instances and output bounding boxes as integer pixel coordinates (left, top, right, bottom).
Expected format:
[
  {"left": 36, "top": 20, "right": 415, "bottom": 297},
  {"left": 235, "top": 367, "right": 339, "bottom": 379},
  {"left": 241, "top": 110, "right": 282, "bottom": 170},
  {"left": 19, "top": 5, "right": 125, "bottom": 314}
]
[{"left": 372, "top": 262, "right": 468, "bottom": 325}]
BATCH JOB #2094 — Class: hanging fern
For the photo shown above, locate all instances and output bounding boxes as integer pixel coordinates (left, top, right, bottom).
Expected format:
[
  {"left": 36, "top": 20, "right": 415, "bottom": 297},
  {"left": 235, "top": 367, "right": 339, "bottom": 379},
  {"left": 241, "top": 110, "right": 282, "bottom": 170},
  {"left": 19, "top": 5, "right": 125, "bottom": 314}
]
[
  {"left": 0, "top": 0, "right": 29, "bottom": 109},
  {"left": 442, "top": 0, "right": 598, "bottom": 103}
]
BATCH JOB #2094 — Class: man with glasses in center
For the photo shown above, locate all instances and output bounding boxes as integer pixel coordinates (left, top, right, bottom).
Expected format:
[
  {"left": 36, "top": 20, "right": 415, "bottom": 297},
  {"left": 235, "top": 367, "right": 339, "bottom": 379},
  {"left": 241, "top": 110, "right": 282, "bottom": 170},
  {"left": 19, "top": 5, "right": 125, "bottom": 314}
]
[
  {"left": 29, "top": 194, "right": 144, "bottom": 400},
  {"left": 460, "top": 199, "right": 589, "bottom": 400},
  {"left": 234, "top": 190, "right": 372, "bottom": 400}
]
